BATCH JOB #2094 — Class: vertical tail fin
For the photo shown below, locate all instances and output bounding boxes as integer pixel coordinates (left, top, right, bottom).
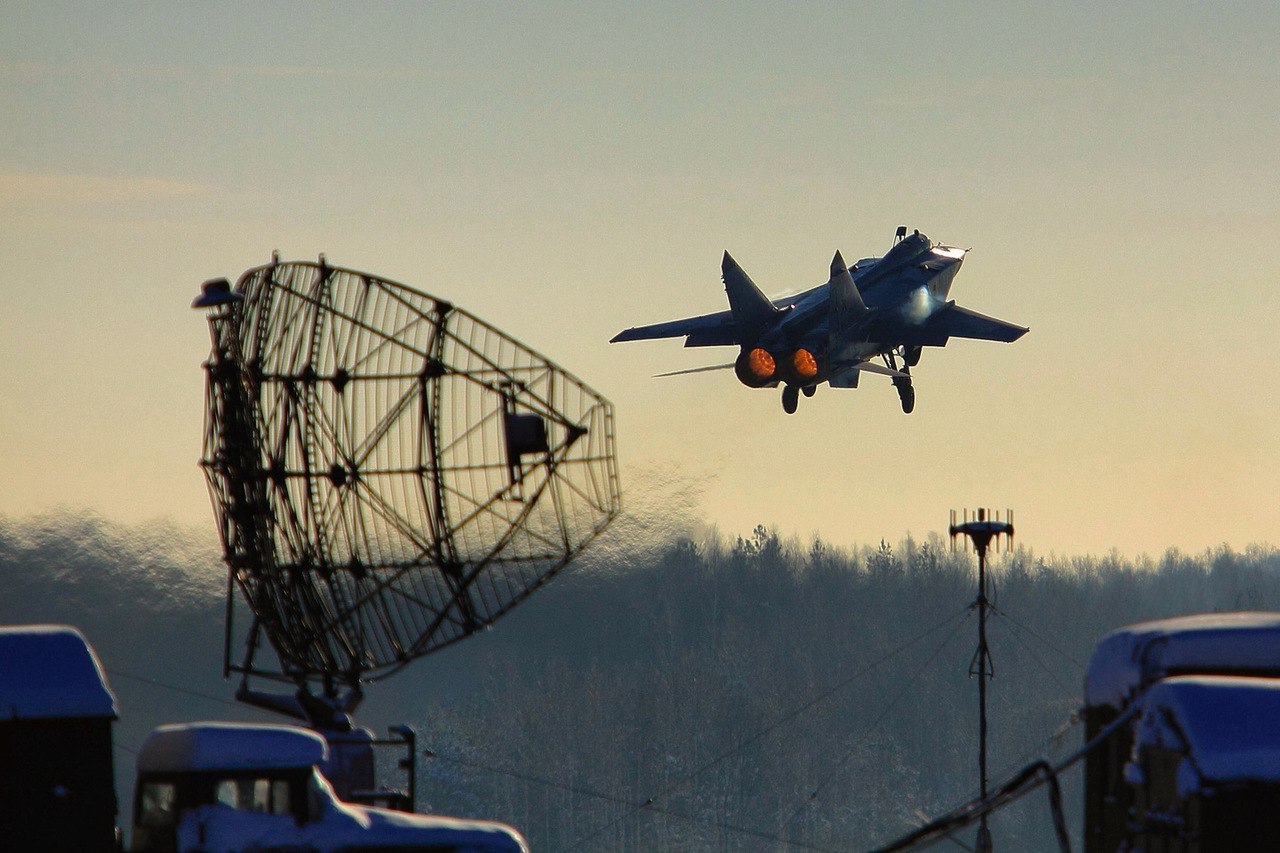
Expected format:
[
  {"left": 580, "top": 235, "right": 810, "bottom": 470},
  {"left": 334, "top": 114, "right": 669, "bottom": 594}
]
[
  {"left": 828, "top": 250, "right": 867, "bottom": 315},
  {"left": 828, "top": 250, "right": 869, "bottom": 357},
  {"left": 722, "top": 251, "right": 778, "bottom": 340}
]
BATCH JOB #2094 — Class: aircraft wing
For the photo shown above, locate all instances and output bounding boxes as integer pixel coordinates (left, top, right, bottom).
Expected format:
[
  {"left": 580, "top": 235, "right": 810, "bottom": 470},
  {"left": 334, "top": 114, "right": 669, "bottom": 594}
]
[
  {"left": 903, "top": 304, "right": 1029, "bottom": 346},
  {"left": 610, "top": 309, "right": 738, "bottom": 347}
]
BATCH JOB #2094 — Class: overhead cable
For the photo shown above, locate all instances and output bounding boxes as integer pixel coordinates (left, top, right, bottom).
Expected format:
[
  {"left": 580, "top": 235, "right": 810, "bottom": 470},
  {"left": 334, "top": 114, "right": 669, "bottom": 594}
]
[
  {"left": 564, "top": 604, "right": 972, "bottom": 851},
  {"left": 869, "top": 703, "right": 1139, "bottom": 853}
]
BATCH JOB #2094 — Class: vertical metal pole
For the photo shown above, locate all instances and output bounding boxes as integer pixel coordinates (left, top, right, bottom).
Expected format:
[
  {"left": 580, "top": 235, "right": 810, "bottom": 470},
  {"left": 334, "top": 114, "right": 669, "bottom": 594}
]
[
  {"left": 976, "top": 542, "right": 992, "bottom": 852},
  {"left": 952, "top": 507, "right": 1010, "bottom": 853},
  {"left": 405, "top": 728, "right": 417, "bottom": 812},
  {"left": 389, "top": 724, "right": 418, "bottom": 812}
]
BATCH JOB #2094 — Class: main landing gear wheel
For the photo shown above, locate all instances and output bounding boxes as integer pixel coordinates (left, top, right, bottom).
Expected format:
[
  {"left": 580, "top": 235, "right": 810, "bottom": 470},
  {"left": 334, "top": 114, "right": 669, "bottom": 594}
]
[
  {"left": 884, "top": 352, "right": 916, "bottom": 415},
  {"left": 897, "top": 382, "right": 915, "bottom": 414},
  {"left": 782, "top": 385, "right": 799, "bottom": 414},
  {"left": 801, "top": 385, "right": 816, "bottom": 398},
  {"left": 893, "top": 374, "right": 915, "bottom": 414}
]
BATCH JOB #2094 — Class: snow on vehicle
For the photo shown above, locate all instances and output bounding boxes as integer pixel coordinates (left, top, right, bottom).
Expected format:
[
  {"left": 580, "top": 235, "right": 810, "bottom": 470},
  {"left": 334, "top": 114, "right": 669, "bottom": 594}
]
[
  {"left": 133, "top": 722, "right": 528, "bottom": 853},
  {"left": 0, "top": 624, "right": 120, "bottom": 852},
  {"left": 1082, "top": 612, "right": 1280, "bottom": 851},
  {"left": 0, "top": 624, "right": 527, "bottom": 852}
]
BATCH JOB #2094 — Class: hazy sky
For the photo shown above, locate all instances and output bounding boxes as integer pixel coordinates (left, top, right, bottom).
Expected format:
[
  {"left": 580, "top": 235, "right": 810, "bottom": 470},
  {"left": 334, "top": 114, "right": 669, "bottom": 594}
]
[{"left": 3, "top": 2, "right": 1278, "bottom": 557}]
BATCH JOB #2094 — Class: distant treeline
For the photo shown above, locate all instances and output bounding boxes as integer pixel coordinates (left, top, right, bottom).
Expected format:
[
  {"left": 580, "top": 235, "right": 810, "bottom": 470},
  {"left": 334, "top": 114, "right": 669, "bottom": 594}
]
[{"left": 3, "top": 512, "right": 1279, "bottom": 851}]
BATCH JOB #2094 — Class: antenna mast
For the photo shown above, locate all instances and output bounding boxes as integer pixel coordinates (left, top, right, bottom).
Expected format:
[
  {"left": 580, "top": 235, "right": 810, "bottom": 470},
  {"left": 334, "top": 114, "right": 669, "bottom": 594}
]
[{"left": 950, "top": 507, "right": 1014, "bottom": 853}]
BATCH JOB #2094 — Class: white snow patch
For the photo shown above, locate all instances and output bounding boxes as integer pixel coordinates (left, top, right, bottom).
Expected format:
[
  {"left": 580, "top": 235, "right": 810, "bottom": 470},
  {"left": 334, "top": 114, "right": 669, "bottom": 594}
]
[
  {"left": 1176, "top": 756, "right": 1203, "bottom": 800},
  {"left": 138, "top": 722, "right": 327, "bottom": 773},
  {"left": 1085, "top": 612, "right": 1280, "bottom": 710},
  {"left": 0, "top": 624, "right": 117, "bottom": 720},
  {"left": 176, "top": 769, "right": 528, "bottom": 852},
  {"left": 1137, "top": 675, "right": 1280, "bottom": 789}
]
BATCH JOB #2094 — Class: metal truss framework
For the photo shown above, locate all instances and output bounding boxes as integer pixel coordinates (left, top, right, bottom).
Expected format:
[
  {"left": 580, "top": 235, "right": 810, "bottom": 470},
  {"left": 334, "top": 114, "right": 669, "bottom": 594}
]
[{"left": 200, "top": 258, "right": 620, "bottom": 689}]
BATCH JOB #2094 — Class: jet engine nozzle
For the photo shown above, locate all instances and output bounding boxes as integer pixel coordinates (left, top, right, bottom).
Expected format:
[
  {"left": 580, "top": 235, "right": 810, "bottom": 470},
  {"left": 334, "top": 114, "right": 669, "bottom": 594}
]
[
  {"left": 791, "top": 348, "right": 819, "bottom": 380},
  {"left": 734, "top": 347, "right": 777, "bottom": 387}
]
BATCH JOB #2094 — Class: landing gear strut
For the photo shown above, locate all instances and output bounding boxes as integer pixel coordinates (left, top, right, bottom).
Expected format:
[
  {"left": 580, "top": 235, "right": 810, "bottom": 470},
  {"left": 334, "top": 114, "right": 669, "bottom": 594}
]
[{"left": 781, "top": 385, "right": 799, "bottom": 414}]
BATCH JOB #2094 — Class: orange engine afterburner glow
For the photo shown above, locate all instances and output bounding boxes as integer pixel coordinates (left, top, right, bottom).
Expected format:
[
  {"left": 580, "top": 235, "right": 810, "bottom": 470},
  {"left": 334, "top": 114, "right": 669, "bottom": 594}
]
[
  {"left": 792, "top": 348, "right": 819, "bottom": 379},
  {"left": 748, "top": 348, "right": 776, "bottom": 379}
]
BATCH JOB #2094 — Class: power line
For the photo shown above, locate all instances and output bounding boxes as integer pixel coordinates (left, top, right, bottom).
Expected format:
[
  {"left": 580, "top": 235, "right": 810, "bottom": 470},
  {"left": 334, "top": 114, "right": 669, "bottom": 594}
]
[
  {"left": 564, "top": 605, "right": 973, "bottom": 851},
  {"left": 868, "top": 704, "right": 1139, "bottom": 853},
  {"left": 432, "top": 753, "right": 844, "bottom": 853},
  {"left": 986, "top": 713, "right": 1081, "bottom": 788},
  {"left": 783, "top": 610, "right": 974, "bottom": 828},
  {"left": 987, "top": 613, "right": 1081, "bottom": 708},
  {"left": 990, "top": 606, "right": 1085, "bottom": 672},
  {"left": 429, "top": 753, "right": 635, "bottom": 808},
  {"left": 105, "top": 667, "right": 245, "bottom": 710}
]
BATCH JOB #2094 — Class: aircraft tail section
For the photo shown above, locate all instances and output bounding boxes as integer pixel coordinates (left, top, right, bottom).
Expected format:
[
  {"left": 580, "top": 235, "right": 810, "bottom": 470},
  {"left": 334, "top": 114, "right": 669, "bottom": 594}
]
[
  {"left": 722, "top": 251, "right": 778, "bottom": 340},
  {"left": 827, "top": 250, "right": 867, "bottom": 315},
  {"left": 827, "top": 250, "right": 868, "bottom": 354}
]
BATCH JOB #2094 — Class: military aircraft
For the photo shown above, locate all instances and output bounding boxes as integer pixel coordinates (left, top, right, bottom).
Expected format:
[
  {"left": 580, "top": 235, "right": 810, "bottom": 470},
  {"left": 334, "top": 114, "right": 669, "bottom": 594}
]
[{"left": 610, "top": 227, "right": 1028, "bottom": 414}]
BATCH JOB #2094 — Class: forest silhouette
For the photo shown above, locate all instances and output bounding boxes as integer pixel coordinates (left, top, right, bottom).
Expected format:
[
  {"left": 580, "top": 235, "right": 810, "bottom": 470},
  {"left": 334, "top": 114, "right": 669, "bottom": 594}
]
[{"left": 3, "top": 511, "right": 1278, "bottom": 851}]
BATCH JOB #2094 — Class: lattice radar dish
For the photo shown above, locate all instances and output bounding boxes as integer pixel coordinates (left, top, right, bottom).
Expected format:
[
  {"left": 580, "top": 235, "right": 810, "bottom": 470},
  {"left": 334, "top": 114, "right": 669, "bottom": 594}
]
[{"left": 196, "top": 257, "right": 620, "bottom": 689}]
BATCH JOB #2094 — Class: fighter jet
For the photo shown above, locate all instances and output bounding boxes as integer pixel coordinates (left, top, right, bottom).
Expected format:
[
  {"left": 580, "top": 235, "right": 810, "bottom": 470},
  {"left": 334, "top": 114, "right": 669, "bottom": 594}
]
[{"left": 610, "top": 227, "right": 1028, "bottom": 414}]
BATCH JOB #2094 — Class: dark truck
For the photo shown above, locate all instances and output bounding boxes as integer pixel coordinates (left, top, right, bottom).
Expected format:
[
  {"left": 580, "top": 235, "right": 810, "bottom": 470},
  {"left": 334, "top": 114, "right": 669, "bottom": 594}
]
[
  {"left": 0, "top": 624, "right": 527, "bottom": 853},
  {"left": 1083, "top": 612, "right": 1280, "bottom": 851}
]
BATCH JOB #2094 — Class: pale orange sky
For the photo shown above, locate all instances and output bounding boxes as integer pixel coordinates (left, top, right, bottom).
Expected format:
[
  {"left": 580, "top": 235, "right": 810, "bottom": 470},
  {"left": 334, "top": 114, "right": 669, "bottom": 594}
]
[{"left": 3, "top": 2, "right": 1278, "bottom": 557}]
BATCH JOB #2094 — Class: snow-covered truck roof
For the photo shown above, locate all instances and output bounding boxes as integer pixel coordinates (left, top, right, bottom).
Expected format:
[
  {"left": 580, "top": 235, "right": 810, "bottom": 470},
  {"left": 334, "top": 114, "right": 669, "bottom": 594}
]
[
  {"left": 174, "top": 754, "right": 530, "bottom": 852},
  {"left": 178, "top": 799, "right": 530, "bottom": 853},
  {"left": 1084, "top": 611, "right": 1280, "bottom": 711},
  {"left": 1134, "top": 675, "right": 1280, "bottom": 790},
  {"left": 0, "top": 624, "right": 117, "bottom": 720},
  {"left": 138, "top": 722, "right": 328, "bottom": 773}
]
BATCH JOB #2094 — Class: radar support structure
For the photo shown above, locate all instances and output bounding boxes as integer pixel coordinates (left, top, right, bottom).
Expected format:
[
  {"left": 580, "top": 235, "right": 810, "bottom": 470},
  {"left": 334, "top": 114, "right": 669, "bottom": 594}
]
[{"left": 950, "top": 508, "right": 1014, "bottom": 853}]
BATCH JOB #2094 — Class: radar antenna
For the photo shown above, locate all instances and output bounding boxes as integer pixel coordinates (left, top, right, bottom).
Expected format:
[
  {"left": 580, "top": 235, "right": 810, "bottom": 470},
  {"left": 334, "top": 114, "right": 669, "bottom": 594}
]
[{"left": 194, "top": 258, "right": 620, "bottom": 736}]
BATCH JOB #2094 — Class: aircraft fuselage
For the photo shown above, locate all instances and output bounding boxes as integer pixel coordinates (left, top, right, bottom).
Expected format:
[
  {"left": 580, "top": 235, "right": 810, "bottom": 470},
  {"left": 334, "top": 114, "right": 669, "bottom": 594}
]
[{"left": 742, "top": 233, "right": 962, "bottom": 390}]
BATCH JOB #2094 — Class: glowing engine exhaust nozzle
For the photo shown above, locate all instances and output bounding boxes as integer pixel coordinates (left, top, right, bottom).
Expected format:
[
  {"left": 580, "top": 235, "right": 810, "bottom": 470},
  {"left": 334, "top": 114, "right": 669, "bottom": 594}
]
[
  {"left": 735, "top": 347, "right": 777, "bottom": 388},
  {"left": 748, "top": 348, "right": 775, "bottom": 379},
  {"left": 792, "top": 348, "right": 818, "bottom": 379}
]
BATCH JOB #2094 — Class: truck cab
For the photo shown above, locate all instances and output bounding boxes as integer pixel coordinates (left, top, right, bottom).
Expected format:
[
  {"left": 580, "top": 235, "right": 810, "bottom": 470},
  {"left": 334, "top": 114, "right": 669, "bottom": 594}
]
[
  {"left": 0, "top": 625, "right": 120, "bottom": 852},
  {"left": 1083, "top": 612, "right": 1280, "bottom": 852},
  {"left": 132, "top": 721, "right": 527, "bottom": 853}
]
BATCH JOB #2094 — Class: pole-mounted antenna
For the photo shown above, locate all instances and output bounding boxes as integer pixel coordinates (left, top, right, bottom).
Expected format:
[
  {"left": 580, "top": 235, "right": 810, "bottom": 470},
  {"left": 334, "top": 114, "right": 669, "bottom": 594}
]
[{"left": 950, "top": 508, "right": 1015, "bottom": 853}]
